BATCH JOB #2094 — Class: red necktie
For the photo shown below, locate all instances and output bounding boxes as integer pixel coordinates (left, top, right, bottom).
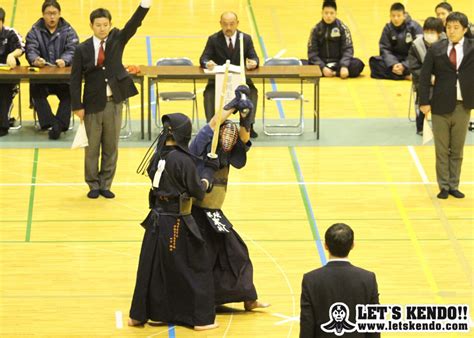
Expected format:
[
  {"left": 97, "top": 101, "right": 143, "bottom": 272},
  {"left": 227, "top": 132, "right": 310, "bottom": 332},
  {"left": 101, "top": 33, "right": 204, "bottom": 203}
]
[
  {"left": 97, "top": 40, "right": 105, "bottom": 67},
  {"left": 228, "top": 38, "right": 234, "bottom": 54},
  {"left": 449, "top": 43, "right": 457, "bottom": 69}
]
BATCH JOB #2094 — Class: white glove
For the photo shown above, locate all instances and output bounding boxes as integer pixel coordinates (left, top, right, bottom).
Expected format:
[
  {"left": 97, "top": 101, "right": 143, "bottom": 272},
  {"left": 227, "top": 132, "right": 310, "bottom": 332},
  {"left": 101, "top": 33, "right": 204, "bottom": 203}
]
[{"left": 140, "top": 0, "right": 152, "bottom": 8}]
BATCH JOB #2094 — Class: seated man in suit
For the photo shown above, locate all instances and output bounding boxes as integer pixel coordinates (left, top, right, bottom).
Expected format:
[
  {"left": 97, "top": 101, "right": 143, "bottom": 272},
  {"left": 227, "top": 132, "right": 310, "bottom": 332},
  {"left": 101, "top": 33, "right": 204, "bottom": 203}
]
[
  {"left": 435, "top": 2, "right": 474, "bottom": 39},
  {"left": 70, "top": 0, "right": 151, "bottom": 199},
  {"left": 300, "top": 223, "right": 380, "bottom": 338},
  {"left": 25, "top": 0, "right": 79, "bottom": 139},
  {"left": 307, "top": 0, "right": 364, "bottom": 78},
  {"left": 419, "top": 12, "right": 473, "bottom": 199},
  {"left": 0, "top": 7, "right": 23, "bottom": 137},
  {"left": 369, "top": 2, "right": 423, "bottom": 80},
  {"left": 408, "top": 17, "right": 444, "bottom": 135},
  {"left": 200, "top": 11, "right": 260, "bottom": 138}
]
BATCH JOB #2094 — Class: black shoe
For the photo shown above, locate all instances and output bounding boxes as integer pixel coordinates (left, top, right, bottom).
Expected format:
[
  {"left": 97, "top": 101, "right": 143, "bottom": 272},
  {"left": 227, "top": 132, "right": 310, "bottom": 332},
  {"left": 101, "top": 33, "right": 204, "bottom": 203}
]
[
  {"left": 8, "top": 117, "right": 16, "bottom": 127},
  {"left": 416, "top": 130, "right": 423, "bottom": 136},
  {"left": 437, "top": 189, "right": 449, "bottom": 199},
  {"left": 449, "top": 189, "right": 465, "bottom": 199},
  {"left": 0, "top": 129, "right": 8, "bottom": 137},
  {"left": 48, "top": 124, "right": 61, "bottom": 140},
  {"left": 100, "top": 190, "right": 115, "bottom": 199},
  {"left": 87, "top": 190, "right": 100, "bottom": 199},
  {"left": 250, "top": 127, "right": 258, "bottom": 138}
]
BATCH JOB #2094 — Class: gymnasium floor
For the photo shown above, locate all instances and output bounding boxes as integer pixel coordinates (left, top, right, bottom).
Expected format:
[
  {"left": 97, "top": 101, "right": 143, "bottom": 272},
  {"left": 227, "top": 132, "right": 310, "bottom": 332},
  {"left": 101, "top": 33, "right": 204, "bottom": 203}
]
[{"left": 0, "top": 0, "right": 473, "bottom": 337}]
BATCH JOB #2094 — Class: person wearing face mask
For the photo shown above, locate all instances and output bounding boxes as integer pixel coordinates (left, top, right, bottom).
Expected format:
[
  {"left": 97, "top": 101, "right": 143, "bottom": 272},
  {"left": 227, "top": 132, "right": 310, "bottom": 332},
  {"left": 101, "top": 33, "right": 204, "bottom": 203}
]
[
  {"left": 435, "top": 2, "right": 474, "bottom": 39},
  {"left": 408, "top": 17, "right": 444, "bottom": 135},
  {"left": 369, "top": 2, "right": 423, "bottom": 80},
  {"left": 419, "top": 12, "right": 474, "bottom": 200},
  {"left": 199, "top": 11, "right": 260, "bottom": 138},
  {"left": 307, "top": 0, "right": 364, "bottom": 78}
]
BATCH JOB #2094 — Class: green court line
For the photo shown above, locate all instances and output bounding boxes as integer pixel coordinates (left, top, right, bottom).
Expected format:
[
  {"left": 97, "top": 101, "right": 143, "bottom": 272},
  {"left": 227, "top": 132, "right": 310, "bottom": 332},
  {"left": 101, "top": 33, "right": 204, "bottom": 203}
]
[
  {"left": 9, "top": 0, "right": 17, "bottom": 27},
  {"left": 25, "top": 148, "right": 39, "bottom": 242}
]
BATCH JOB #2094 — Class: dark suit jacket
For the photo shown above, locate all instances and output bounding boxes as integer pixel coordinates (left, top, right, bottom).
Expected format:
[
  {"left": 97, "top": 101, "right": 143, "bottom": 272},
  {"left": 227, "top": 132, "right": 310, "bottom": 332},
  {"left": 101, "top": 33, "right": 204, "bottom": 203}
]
[
  {"left": 199, "top": 30, "right": 259, "bottom": 85},
  {"left": 300, "top": 261, "right": 380, "bottom": 338},
  {"left": 419, "top": 38, "right": 474, "bottom": 115},
  {"left": 70, "top": 6, "right": 149, "bottom": 114}
]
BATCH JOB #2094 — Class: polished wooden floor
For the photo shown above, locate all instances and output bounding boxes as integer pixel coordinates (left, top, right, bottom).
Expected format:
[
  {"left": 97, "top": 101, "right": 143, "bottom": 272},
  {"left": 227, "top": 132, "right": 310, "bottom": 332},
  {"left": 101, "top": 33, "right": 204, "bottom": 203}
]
[{"left": 1, "top": 0, "right": 473, "bottom": 337}]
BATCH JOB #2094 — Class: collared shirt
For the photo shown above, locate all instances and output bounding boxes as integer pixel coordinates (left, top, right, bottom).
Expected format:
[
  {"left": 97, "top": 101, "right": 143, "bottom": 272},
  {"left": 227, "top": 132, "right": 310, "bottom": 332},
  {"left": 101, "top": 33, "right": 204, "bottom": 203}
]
[
  {"left": 226, "top": 31, "right": 237, "bottom": 49},
  {"left": 447, "top": 37, "right": 464, "bottom": 101},
  {"left": 326, "top": 258, "right": 350, "bottom": 264},
  {"left": 92, "top": 35, "right": 112, "bottom": 97}
]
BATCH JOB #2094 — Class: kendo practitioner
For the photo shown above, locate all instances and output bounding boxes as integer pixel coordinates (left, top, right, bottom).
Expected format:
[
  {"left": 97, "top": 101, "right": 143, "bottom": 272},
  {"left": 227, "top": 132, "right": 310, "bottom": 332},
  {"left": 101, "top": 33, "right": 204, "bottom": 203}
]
[
  {"left": 189, "top": 86, "right": 270, "bottom": 311},
  {"left": 369, "top": 2, "right": 423, "bottom": 80},
  {"left": 129, "top": 113, "right": 222, "bottom": 330},
  {"left": 307, "top": 0, "right": 364, "bottom": 78}
]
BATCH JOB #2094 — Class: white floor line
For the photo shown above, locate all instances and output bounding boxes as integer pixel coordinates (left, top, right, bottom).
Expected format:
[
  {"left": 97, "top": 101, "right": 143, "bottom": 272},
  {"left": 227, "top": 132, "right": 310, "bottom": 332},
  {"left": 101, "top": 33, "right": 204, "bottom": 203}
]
[
  {"left": 222, "top": 312, "right": 234, "bottom": 338},
  {"left": 2, "top": 181, "right": 473, "bottom": 187},
  {"left": 115, "top": 310, "right": 123, "bottom": 329},
  {"left": 407, "top": 146, "right": 429, "bottom": 184}
]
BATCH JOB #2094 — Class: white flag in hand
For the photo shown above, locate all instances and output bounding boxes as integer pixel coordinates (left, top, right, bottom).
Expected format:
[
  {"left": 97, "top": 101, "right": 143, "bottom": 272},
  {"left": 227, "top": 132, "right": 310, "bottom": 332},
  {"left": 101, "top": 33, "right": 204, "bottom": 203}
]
[
  {"left": 71, "top": 121, "right": 89, "bottom": 149},
  {"left": 423, "top": 118, "right": 433, "bottom": 145}
]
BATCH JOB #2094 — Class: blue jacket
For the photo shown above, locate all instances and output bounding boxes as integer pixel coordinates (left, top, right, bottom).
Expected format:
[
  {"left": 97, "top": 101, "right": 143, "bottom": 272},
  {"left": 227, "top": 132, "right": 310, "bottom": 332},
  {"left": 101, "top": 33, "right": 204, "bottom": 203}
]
[
  {"left": 25, "top": 17, "right": 78, "bottom": 66},
  {"left": 378, "top": 14, "right": 423, "bottom": 69}
]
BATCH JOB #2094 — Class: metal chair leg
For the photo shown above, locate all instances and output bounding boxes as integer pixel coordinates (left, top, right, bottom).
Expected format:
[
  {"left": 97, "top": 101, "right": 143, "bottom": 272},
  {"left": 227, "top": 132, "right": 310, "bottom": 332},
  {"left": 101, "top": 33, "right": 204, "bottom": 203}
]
[{"left": 120, "top": 99, "right": 132, "bottom": 139}]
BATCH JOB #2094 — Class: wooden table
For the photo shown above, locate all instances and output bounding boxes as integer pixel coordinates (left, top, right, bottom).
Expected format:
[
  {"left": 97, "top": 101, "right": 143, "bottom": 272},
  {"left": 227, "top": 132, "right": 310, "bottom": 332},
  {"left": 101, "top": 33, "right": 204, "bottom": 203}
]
[
  {"left": 0, "top": 66, "right": 146, "bottom": 139},
  {"left": 141, "top": 65, "right": 322, "bottom": 140}
]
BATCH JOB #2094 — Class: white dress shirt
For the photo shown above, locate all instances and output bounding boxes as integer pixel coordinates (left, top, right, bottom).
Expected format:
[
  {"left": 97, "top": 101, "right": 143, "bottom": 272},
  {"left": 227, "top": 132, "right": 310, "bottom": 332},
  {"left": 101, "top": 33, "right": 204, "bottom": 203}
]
[
  {"left": 226, "top": 31, "right": 237, "bottom": 49},
  {"left": 447, "top": 37, "right": 464, "bottom": 101},
  {"left": 93, "top": 36, "right": 112, "bottom": 97}
]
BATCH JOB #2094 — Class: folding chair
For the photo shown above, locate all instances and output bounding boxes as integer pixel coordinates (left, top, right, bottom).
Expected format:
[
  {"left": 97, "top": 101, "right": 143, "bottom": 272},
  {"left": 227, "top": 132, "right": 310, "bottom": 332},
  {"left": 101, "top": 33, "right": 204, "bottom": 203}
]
[
  {"left": 262, "top": 57, "right": 304, "bottom": 135},
  {"left": 120, "top": 99, "right": 133, "bottom": 139},
  {"left": 153, "top": 57, "right": 199, "bottom": 132},
  {"left": 408, "top": 82, "right": 417, "bottom": 122}
]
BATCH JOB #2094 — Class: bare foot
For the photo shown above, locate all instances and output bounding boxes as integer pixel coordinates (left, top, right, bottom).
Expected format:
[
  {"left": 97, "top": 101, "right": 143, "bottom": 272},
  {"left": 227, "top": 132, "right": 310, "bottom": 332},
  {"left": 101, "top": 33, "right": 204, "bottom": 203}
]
[
  {"left": 244, "top": 300, "right": 271, "bottom": 311},
  {"left": 194, "top": 322, "right": 219, "bottom": 331},
  {"left": 128, "top": 317, "right": 146, "bottom": 326}
]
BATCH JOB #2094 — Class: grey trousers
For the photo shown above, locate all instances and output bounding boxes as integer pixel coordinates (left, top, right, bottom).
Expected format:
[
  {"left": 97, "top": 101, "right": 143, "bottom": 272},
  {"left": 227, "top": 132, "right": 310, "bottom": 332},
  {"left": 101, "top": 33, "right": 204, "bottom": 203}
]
[
  {"left": 432, "top": 102, "right": 471, "bottom": 191},
  {"left": 84, "top": 101, "right": 123, "bottom": 191}
]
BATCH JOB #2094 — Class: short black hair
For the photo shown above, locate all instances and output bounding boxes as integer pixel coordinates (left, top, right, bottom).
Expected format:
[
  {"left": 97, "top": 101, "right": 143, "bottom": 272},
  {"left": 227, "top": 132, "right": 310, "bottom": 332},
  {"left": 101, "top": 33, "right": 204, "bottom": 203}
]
[
  {"left": 423, "top": 17, "right": 444, "bottom": 33},
  {"left": 325, "top": 223, "right": 354, "bottom": 258},
  {"left": 0, "top": 7, "right": 5, "bottom": 23},
  {"left": 90, "top": 8, "right": 112, "bottom": 24},
  {"left": 435, "top": 2, "right": 453, "bottom": 13},
  {"left": 322, "top": 0, "right": 337, "bottom": 10},
  {"left": 390, "top": 2, "right": 405, "bottom": 12},
  {"left": 446, "top": 11, "right": 469, "bottom": 29},
  {"left": 42, "top": 0, "right": 61, "bottom": 13}
]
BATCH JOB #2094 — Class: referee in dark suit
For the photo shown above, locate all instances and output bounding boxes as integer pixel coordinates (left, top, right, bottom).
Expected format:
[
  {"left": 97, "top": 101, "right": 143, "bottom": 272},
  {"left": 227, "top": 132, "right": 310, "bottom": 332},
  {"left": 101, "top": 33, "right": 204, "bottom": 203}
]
[
  {"left": 70, "top": 1, "right": 150, "bottom": 199},
  {"left": 200, "top": 11, "right": 260, "bottom": 138},
  {"left": 300, "top": 223, "right": 380, "bottom": 338},
  {"left": 419, "top": 12, "right": 473, "bottom": 199}
]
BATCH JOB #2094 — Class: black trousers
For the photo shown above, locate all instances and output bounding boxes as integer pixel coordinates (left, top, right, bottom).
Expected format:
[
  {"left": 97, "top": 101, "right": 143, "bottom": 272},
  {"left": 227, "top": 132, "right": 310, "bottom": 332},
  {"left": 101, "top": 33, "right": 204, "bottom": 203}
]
[
  {"left": 204, "top": 80, "right": 258, "bottom": 123},
  {"left": 0, "top": 83, "right": 15, "bottom": 131},
  {"left": 324, "top": 57, "right": 365, "bottom": 78},
  {"left": 30, "top": 83, "right": 71, "bottom": 130},
  {"left": 369, "top": 56, "right": 410, "bottom": 80}
]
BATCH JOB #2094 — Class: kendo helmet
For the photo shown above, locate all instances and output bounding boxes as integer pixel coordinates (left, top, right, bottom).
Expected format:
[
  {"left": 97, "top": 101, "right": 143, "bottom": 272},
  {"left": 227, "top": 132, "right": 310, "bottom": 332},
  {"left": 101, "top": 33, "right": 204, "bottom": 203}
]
[
  {"left": 161, "top": 113, "right": 192, "bottom": 150},
  {"left": 219, "top": 120, "right": 239, "bottom": 153}
]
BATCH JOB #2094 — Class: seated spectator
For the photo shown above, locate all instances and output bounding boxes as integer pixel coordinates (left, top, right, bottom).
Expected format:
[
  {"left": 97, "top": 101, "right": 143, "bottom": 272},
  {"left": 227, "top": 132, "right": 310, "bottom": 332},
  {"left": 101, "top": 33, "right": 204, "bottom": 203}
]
[
  {"left": 300, "top": 223, "right": 380, "bottom": 338},
  {"left": 435, "top": 2, "right": 474, "bottom": 39},
  {"left": 0, "top": 7, "right": 23, "bottom": 137},
  {"left": 408, "top": 17, "right": 444, "bottom": 135},
  {"left": 307, "top": 0, "right": 364, "bottom": 78},
  {"left": 369, "top": 2, "right": 423, "bottom": 80},
  {"left": 25, "top": 0, "right": 79, "bottom": 139}
]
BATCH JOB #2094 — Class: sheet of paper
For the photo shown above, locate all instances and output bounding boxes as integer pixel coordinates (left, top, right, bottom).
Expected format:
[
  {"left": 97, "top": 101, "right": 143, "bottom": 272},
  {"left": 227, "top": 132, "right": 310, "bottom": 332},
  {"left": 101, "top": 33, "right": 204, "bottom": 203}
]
[
  {"left": 203, "top": 64, "right": 241, "bottom": 74},
  {"left": 423, "top": 119, "right": 433, "bottom": 145}
]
